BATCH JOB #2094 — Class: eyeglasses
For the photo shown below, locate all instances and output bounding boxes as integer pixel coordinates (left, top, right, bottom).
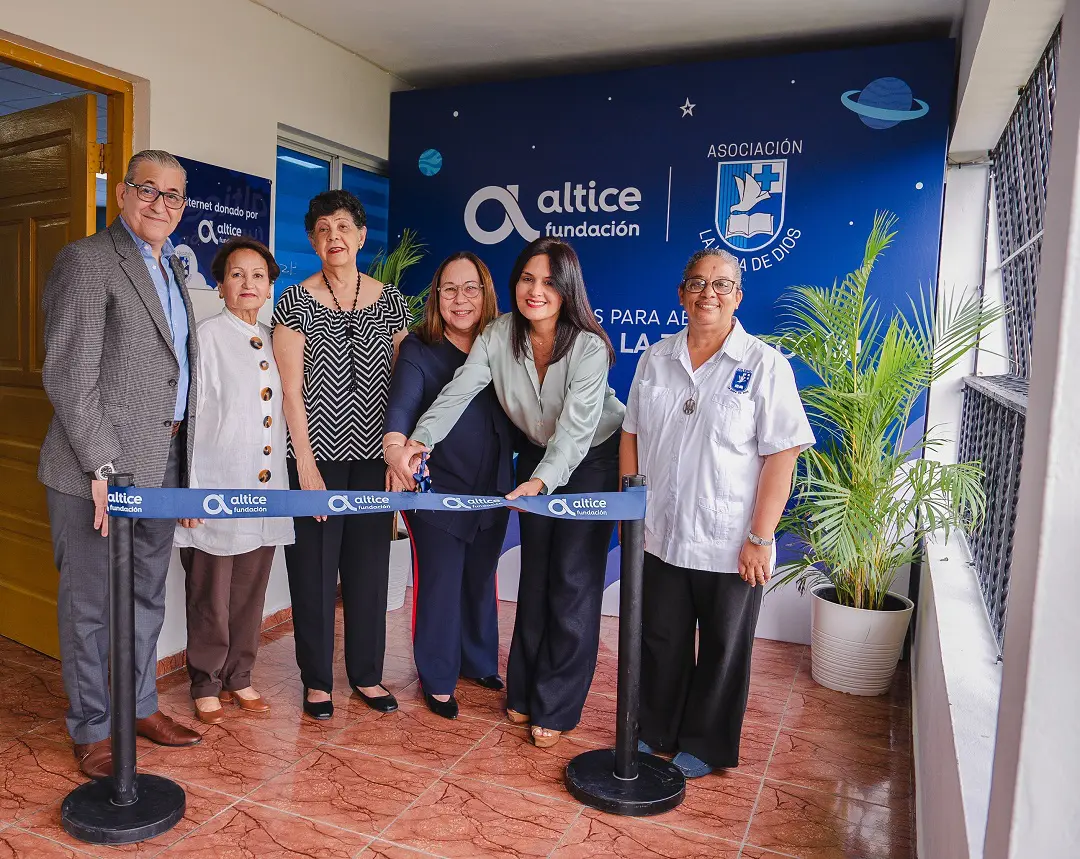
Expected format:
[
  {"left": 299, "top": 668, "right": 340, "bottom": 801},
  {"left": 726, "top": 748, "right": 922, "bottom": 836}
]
[
  {"left": 682, "top": 276, "right": 739, "bottom": 295},
  {"left": 438, "top": 281, "right": 482, "bottom": 300},
  {"left": 124, "top": 181, "right": 187, "bottom": 210}
]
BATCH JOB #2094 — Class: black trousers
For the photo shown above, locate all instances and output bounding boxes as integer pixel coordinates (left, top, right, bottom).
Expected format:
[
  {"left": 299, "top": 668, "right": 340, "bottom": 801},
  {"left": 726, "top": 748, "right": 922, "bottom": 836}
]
[
  {"left": 405, "top": 514, "right": 507, "bottom": 695},
  {"left": 286, "top": 458, "right": 392, "bottom": 693},
  {"left": 639, "top": 552, "right": 763, "bottom": 769},
  {"left": 507, "top": 433, "right": 619, "bottom": 731}
]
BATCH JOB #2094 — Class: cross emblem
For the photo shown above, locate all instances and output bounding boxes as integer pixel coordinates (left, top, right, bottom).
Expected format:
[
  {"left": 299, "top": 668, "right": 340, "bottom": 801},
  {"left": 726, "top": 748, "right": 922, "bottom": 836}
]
[{"left": 753, "top": 164, "right": 781, "bottom": 192}]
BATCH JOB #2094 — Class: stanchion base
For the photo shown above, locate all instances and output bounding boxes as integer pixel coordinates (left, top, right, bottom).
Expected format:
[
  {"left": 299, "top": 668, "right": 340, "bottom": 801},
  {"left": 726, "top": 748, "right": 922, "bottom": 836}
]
[
  {"left": 565, "top": 749, "right": 685, "bottom": 816},
  {"left": 61, "top": 774, "right": 186, "bottom": 844}
]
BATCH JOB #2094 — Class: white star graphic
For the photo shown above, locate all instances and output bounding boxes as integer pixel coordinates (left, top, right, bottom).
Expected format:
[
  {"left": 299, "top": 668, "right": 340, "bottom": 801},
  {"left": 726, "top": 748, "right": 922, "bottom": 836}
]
[{"left": 679, "top": 98, "right": 695, "bottom": 117}]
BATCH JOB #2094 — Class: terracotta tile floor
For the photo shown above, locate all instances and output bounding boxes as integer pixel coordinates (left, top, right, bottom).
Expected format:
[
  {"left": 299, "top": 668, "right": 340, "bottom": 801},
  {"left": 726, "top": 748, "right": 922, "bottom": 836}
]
[{"left": 0, "top": 595, "right": 915, "bottom": 858}]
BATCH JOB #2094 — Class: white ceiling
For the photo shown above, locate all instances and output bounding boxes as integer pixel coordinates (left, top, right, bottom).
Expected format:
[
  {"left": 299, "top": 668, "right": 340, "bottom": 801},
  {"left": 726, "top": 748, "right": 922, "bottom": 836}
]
[{"left": 251, "top": 0, "right": 964, "bottom": 86}]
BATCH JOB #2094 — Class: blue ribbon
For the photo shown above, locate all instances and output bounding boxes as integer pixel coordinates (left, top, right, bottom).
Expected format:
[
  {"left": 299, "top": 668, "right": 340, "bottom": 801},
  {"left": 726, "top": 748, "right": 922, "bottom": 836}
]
[{"left": 106, "top": 486, "right": 646, "bottom": 521}]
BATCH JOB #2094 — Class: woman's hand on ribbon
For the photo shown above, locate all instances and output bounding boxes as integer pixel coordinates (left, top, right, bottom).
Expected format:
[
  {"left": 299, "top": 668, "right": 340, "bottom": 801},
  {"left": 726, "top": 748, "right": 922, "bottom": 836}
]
[
  {"left": 385, "top": 466, "right": 413, "bottom": 493},
  {"left": 297, "top": 455, "right": 328, "bottom": 522},
  {"left": 178, "top": 518, "right": 204, "bottom": 529},
  {"left": 386, "top": 440, "right": 427, "bottom": 491},
  {"left": 505, "top": 478, "right": 546, "bottom": 511}
]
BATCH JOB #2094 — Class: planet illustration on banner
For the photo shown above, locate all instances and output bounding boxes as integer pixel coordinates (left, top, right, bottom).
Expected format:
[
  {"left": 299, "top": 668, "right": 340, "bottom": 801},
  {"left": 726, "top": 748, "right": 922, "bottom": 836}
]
[
  {"left": 418, "top": 148, "right": 443, "bottom": 176},
  {"left": 841, "top": 77, "right": 929, "bottom": 129}
]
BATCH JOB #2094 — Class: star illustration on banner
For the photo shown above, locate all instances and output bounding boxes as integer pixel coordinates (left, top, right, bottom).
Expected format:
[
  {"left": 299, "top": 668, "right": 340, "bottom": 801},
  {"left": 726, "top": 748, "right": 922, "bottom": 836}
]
[{"left": 679, "top": 98, "right": 696, "bottom": 117}]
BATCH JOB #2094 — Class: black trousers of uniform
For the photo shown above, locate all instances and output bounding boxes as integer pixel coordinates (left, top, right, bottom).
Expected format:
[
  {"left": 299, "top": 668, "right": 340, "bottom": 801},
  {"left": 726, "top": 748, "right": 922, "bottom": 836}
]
[
  {"left": 405, "top": 514, "right": 507, "bottom": 696},
  {"left": 639, "top": 552, "right": 763, "bottom": 769},
  {"left": 286, "top": 458, "right": 392, "bottom": 693},
  {"left": 506, "top": 433, "right": 619, "bottom": 732}
]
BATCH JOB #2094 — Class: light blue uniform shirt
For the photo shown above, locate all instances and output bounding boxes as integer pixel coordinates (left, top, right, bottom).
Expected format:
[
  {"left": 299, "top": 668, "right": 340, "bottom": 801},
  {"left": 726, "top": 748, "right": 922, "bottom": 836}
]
[{"left": 120, "top": 217, "right": 190, "bottom": 420}]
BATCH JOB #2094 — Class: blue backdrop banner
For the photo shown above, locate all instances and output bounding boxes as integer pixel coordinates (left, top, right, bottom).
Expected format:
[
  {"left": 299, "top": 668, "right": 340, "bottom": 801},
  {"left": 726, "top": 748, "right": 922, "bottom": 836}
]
[
  {"left": 170, "top": 156, "right": 272, "bottom": 290},
  {"left": 388, "top": 40, "right": 955, "bottom": 400},
  {"left": 106, "top": 487, "right": 646, "bottom": 521}
]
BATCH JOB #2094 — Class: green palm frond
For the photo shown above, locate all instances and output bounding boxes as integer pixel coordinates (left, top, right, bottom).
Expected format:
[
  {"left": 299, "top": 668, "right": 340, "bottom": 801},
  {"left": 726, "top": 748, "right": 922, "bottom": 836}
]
[
  {"left": 366, "top": 228, "right": 429, "bottom": 326},
  {"left": 768, "top": 210, "right": 1003, "bottom": 610}
]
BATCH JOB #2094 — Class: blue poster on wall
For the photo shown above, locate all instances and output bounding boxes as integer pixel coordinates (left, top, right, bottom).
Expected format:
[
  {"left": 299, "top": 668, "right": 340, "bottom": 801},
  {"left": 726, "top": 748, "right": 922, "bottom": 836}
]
[
  {"left": 389, "top": 40, "right": 954, "bottom": 400},
  {"left": 169, "top": 156, "right": 272, "bottom": 290}
]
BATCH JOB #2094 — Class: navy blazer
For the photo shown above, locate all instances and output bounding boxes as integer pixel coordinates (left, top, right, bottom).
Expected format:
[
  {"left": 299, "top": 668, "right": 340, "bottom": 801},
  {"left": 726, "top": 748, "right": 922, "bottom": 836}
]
[{"left": 385, "top": 333, "right": 515, "bottom": 540}]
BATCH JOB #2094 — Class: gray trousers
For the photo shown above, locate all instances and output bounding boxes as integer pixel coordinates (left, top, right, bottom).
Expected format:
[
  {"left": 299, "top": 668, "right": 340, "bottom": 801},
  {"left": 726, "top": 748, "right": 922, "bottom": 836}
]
[{"left": 47, "top": 437, "right": 180, "bottom": 744}]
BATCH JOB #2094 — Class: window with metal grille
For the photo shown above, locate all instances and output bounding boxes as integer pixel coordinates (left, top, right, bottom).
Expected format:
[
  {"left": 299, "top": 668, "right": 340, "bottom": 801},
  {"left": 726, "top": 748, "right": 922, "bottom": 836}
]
[{"left": 959, "top": 26, "right": 1059, "bottom": 650}]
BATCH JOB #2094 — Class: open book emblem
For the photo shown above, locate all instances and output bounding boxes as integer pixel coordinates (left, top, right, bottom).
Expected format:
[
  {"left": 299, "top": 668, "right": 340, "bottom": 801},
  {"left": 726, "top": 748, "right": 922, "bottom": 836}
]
[{"left": 715, "top": 159, "right": 787, "bottom": 253}]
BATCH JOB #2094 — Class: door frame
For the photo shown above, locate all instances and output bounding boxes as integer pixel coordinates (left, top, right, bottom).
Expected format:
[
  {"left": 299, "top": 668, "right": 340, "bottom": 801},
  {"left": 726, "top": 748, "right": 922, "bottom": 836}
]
[{"left": 0, "top": 39, "right": 133, "bottom": 223}]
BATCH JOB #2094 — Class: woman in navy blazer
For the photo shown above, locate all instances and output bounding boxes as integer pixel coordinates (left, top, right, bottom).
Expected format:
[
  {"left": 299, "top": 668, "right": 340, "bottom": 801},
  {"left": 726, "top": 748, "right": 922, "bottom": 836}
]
[{"left": 382, "top": 252, "right": 515, "bottom": 719}]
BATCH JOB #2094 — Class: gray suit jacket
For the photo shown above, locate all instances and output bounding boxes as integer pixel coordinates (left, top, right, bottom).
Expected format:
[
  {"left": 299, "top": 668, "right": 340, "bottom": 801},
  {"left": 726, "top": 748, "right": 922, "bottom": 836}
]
[{"left": 38, "top": 218, "right": 198, "bottom": 499}]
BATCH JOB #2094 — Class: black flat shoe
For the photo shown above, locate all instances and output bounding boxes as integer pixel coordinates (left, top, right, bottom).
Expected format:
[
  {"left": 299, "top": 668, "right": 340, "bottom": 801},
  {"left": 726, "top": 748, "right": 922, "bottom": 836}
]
[
  {"left": 302, "top": 688, "right": 333, "bottom": 720},
  {"left": 423, "top": 692, "right": 459, "bottom": 720},
  {"left": 353, "top": 684, "right": 398, "bottom": 713},
  {"left": 469, "top": 674, "right": 505, "bottom": 691}
]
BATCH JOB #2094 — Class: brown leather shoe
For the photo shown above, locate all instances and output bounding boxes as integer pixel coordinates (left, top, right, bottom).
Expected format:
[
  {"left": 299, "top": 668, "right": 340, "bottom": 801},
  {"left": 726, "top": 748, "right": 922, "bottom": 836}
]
[
  {"left": 136, "top": 711, "right": 202, "bottom": 746},
  {"left": 220, "top": 690, "right": 271, "bottom": 713},
  {"left": 195, "top": 703, "right": 226, "bottom": 725},
  {"left": 73, "top": 739, "right": 113, "bottom": 780}
]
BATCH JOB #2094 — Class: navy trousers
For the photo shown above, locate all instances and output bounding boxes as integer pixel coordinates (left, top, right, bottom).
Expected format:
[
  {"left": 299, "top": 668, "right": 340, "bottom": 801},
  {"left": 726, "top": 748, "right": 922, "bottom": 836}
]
[
  {"left": 405, "top": 514, "right": 507, "bottom": 695},
  {"left": 507, "top": 433, "right": 619, "bottom": 731}
]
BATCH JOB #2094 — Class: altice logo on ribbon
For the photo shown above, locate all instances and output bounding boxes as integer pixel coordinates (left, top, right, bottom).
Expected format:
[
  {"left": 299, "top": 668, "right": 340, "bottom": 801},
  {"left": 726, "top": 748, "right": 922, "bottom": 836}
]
[
  {"left": 328, "top": 494, "right": 392, "bottom": 513},
  {"left": 441, "top": 496, "right": 504, "bottom": 511},
  {"left": 203, "top": 493, "right": 268, "bottom": 516},
  {"left": 545, "top": 497, "right": 611, "bottom": 518}
]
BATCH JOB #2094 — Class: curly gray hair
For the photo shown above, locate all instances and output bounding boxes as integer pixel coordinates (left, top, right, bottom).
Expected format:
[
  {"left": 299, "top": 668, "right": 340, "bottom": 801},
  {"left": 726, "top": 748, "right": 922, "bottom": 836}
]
[{"left": 680, "top": 248, "right": 742, "bottom": 289}]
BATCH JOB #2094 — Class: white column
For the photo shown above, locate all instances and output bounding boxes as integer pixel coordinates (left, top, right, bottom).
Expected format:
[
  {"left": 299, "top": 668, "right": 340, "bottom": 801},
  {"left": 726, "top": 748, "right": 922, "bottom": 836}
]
[{"left": 984, "top": 2, "right": 1080, "bottom": 856}]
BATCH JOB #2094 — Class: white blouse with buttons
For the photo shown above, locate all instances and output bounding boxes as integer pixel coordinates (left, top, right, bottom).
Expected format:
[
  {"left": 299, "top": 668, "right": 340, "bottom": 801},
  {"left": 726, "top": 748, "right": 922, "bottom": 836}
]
[
  {"left": 174, "top": 308, "right": 294, "bottom": 555},
  {"left": 623, "top": 320, "right": 814, "bottom": 574}
]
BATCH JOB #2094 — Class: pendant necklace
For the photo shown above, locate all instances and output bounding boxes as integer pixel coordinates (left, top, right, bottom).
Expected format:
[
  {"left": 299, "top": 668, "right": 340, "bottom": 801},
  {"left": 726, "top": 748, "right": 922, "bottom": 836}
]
[
  {"left": 682, "top": 342, "right": 726, "bottom": 417},
  {"left": 324, "top": 271, "right": 362, "bottom": 391}
]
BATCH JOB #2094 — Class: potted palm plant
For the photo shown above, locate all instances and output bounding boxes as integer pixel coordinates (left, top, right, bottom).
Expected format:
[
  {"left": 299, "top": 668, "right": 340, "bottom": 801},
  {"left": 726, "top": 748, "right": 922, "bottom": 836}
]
[
  {"left": 367, "top": 228, "right": 427, "bottom": 611},
  {"left": 769, "top": 212, "right": 1002, "bottom": 695}
]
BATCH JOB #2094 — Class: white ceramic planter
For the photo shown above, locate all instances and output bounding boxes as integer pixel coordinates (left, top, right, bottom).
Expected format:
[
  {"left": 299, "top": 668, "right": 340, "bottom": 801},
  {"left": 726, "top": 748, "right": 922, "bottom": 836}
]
[
  {"left": 809, "top": 584, "right": 914, "bottom": 696},
  {"left": 387, "top": 538, "right": 412, "bottom": 612}
]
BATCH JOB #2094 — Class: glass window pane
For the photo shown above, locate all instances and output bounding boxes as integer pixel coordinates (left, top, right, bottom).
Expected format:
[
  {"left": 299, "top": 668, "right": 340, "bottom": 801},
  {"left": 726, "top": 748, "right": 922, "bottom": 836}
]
[
  {"left": 342, "top": 163, "right": 390, "bottom": 280},
  {"left": 273, "top": 146, "right": 330, "bottom": 300}
]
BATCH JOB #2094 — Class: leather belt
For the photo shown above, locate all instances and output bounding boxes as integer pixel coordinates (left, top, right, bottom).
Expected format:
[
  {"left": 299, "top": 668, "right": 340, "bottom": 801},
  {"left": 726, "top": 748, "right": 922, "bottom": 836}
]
[{"left": 169, "top": 421, "right": 183, "bottom": 438}]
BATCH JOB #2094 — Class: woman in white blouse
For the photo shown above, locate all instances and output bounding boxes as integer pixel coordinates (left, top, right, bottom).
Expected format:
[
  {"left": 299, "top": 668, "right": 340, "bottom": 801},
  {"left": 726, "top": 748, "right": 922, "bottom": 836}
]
[
  {"left": 175, "top": 238, "right": 294, "bottom": 725},
  {"left": 621, "top": 248, "right": 814, "bottom": 778}
]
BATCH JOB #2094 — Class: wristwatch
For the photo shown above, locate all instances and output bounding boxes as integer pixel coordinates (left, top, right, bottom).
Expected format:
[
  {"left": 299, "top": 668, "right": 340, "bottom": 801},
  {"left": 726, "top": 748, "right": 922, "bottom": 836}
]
[
  {"left": 93, "top": 463, "right": 116, "bottom": 481},
  {"left": 747, "top": 531, "right": 775, "bottom": 547}
]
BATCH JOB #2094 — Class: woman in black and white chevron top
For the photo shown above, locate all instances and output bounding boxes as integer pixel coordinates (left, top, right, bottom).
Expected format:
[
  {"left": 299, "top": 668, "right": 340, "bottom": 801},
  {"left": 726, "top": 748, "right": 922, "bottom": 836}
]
[{"left": 272, "top": 190, "right": 409, "bottom": 721}]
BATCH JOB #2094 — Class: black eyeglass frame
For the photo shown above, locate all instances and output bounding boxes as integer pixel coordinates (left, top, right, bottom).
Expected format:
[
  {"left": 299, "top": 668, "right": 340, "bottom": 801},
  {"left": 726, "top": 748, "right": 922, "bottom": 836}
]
[
  {"left": 124, "top": 181, "right": 187, "bottom": 210},
  {"left": 681, "top": 276, "right": 740, "bottom": 295}
]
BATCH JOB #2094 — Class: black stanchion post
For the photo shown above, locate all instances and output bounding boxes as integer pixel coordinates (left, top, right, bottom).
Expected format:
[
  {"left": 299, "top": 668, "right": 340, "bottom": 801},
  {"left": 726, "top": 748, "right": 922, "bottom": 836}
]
[
  {"left": 564, "top": 474, "right": 685, "bottom": 816},
  {"left": 62, "top": 474, "right": 187, "bottom": 844},
  {"left": 613, "top": 474, "right": 645, "bottom": 781}
]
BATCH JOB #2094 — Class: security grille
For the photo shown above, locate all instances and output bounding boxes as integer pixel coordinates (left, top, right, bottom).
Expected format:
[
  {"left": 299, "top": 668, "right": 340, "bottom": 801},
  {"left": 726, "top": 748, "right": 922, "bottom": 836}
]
[{"left": 960, "top": 26, "right": 1059, "bottom": 650}]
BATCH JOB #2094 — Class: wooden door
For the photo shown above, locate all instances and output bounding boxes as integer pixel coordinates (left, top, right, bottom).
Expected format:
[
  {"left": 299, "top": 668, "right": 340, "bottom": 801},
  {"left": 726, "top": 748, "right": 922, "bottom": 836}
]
[{"left": 0, "top": 95, "right": 96, "bottom": 656}]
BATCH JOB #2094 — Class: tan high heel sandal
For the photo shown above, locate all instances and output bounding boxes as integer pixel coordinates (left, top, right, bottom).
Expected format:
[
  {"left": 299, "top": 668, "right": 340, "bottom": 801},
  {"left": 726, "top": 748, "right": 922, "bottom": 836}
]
[
  {"left": 531, "top": 725, "right": 562, "bottom": 748},
  {"left": 506, "top": 708, "right": 530, "bottom": 725}
]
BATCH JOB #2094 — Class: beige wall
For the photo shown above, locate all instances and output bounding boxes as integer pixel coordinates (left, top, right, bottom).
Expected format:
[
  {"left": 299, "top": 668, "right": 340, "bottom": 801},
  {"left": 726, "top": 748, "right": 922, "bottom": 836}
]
[
  {"left": 4, "top": 0, "right": 402, "bottom": 660},
  {"left": 4, "top": 0, "right": 400, "bottom": 176}
]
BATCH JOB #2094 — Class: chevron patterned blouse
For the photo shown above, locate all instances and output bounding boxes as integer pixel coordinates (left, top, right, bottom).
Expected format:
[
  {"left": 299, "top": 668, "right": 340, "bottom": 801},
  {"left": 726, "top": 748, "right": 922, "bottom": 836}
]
[{"left": 272, "top": 282, "right": 409, "bottom": 461}]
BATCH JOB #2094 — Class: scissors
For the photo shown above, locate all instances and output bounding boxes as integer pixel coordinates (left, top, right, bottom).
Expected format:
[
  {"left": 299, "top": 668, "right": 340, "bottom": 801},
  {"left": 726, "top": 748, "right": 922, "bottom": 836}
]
[{"left": 413, "top": 451, "right": 432, "bottom": 493}]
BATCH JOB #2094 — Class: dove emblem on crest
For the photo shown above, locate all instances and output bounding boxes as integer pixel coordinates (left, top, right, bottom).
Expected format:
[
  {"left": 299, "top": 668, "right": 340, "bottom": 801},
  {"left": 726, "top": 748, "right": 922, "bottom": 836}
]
[{"left": 730, "top": 173, "right": 772, "bottom": 214}]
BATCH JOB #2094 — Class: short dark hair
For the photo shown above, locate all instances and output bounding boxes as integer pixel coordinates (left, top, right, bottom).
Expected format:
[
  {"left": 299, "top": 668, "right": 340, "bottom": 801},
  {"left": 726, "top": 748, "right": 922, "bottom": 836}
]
[
  {"left": 304, "top": 190, "right": 367, "bottom": 235},
  {"left": 508, "top": 237, "right": 615, "bottom": 366},
  {"left": 210, "top": 237, "right": 281, "bottom": 285}
]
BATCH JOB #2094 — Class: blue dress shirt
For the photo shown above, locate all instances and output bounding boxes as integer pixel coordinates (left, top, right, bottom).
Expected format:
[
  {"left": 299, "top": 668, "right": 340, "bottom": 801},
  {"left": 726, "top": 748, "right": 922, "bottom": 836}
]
[{"left": 120, "top": 217, "right": 190, "bottom": 420}]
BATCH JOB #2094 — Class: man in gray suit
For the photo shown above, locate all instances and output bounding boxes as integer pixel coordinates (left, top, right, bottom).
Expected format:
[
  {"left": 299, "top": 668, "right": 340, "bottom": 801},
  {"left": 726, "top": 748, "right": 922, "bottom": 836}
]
[{"left": 40, "top": 150, "right": 203, "bottom": 780}]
